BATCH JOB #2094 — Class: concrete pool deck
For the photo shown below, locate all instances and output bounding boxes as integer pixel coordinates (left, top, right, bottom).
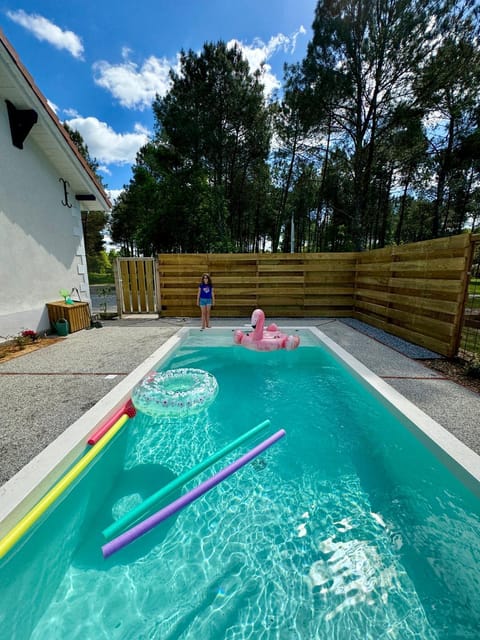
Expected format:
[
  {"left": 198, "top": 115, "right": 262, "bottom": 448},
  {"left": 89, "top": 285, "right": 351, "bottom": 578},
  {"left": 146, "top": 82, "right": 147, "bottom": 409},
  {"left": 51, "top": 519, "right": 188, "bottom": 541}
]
[{"left": 0, "top": 316, "right": 479, "bottom": 491}]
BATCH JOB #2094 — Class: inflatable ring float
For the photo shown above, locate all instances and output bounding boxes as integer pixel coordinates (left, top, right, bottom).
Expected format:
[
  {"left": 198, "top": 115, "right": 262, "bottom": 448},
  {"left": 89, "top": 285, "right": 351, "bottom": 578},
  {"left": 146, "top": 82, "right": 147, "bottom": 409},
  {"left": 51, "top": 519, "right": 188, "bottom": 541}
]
[{"left": 132, "top": 368, "right": 219, "bottom": 419}]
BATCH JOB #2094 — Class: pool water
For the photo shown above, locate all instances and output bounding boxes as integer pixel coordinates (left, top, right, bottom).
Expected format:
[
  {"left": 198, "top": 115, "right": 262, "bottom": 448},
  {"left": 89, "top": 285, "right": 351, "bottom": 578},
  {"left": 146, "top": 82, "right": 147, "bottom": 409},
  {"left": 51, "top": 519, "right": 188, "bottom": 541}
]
[{"left": 1, "top": 333, "right": 480, "bottom": 639}]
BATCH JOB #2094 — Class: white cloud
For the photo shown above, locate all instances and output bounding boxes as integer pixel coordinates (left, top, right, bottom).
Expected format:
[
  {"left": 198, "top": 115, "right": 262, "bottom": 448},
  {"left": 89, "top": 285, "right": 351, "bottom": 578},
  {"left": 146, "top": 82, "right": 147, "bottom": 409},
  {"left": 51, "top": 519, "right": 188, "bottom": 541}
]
[
  {"left": 92, "top": 27, "right": 307, "bottom": 109},
  {"left": 106, "top": 189, "right": 124, "bottom": 205},
  {"left": 6, "top": 10, "right": 84, "bottom": 59},
  {"left": 227, "top": 27, "right": 307, "bottom": 97},
  {"left": 65, "top": 115, "right": 150, "bottom": 165},
  {"left": 63, "top": 108, "right": 80, "bottom": 118},
  {"left": 92, "top": 54, "right": 174, "bottom": 110},
  {"left": 47, "top": 98, "right": 59, "bottom": 114}
]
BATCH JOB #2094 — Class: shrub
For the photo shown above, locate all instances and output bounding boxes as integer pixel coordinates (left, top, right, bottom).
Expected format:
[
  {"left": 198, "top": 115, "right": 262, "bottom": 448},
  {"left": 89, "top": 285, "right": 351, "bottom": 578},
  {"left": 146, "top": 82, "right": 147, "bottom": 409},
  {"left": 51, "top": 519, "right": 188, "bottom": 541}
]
[{"left": 465, "top": 355, "right": 480, "bottom": 379}]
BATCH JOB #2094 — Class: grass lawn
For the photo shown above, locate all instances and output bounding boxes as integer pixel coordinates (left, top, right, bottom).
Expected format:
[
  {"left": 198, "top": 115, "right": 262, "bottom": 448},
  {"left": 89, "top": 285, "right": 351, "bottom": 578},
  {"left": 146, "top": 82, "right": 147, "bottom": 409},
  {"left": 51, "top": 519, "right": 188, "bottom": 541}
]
[
  {"left": 462, "top": 276, "right": 480, "bottom": 355},
  {"left": 461, "top": 328, "right": 480, "bottom": 355},
  {"left": 467, "top": 277, "right": 480, "bottom": 311}
]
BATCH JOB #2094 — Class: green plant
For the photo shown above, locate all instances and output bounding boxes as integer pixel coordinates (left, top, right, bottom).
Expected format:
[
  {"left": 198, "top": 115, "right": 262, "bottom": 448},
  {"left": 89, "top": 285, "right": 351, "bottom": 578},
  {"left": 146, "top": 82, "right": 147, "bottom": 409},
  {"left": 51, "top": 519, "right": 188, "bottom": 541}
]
[
  {"left": 15, "top": 335, "right": 28, "bottom": 349},
  {"left": 88, "top": 272, "right": 115, "bottom": 285},
  {"left": 99, "top": 286, "right": 115, "bottom": 313},
  {"left": 465, "top": 355, "right": 480, "bottom": 379},
  {"left": 14, "top": 329, "right": 39, "bottom": 349},
  {"left": 21, "top": 329, "right": 39, "bottom": 341},
  {"left": 1, "top": 329, "right": 41, "bottom": 353}
]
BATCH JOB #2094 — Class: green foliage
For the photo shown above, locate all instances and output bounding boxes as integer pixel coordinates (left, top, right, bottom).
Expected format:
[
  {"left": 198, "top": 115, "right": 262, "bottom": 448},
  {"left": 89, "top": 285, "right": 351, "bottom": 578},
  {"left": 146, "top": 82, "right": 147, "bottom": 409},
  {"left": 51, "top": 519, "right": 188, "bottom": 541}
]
[
  {"left": 109, "top": 2, "right": 480, "bottom": 255},
  {"left": 465, "top": 355, "right": 480, "bottom": 379},
  {"left": 64, "top": 123, "right": 110, "bottom": 261},
  {"left": 111, "top": 41, "right": 272, "bottom": 254},
  {"left": 88, "top": 272, "right": 114, "bottom": 285},
  {"left": 86, "top": 250, "right": 114, "bottom": 284},
  {"left": 86, "top": 250, "right": 111, "bottom": 274},
  {"left": 81, "top": 211, "right": 109, "bottom": 255}
]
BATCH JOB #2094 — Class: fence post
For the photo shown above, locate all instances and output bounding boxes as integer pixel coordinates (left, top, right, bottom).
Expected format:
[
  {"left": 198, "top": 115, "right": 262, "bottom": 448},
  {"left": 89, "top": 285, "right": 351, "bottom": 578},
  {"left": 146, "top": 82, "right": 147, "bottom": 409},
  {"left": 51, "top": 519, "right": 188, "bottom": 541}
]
[
  {"left": 455, "top": 234, "right": 480, "bottom": 357},
  {"left": 113, "top": 258, "right": 123, "bottom": 318},
  {"left": 154, "top": 257, "right": 162, "bottom": 316}
]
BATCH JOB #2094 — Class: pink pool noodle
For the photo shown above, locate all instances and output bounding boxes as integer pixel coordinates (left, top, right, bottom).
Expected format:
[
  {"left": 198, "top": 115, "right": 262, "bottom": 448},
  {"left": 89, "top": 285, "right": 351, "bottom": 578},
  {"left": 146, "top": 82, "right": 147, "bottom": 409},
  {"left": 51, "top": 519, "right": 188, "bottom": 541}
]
[
  {"left": 88, "top": 399, "right": 136, "bottom": 445},
  {"left": 102, "top": 428, "right": 286, "bottom": 558}
]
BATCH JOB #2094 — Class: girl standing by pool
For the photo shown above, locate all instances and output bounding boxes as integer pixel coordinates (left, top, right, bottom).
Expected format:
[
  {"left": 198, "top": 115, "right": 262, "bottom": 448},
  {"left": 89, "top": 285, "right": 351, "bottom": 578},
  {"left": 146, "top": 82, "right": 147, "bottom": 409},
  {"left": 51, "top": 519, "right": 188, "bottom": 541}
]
[{"left": 197, "top": 273, "right": 215, "bottom": 330}]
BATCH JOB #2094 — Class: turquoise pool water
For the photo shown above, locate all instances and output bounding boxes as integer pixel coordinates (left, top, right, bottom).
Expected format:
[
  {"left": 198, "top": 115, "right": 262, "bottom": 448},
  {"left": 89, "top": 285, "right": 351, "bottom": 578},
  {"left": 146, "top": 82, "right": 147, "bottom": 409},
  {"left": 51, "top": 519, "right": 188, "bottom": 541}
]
[{"left": 1, "top": 331, "right": 480, "bottom": 639}]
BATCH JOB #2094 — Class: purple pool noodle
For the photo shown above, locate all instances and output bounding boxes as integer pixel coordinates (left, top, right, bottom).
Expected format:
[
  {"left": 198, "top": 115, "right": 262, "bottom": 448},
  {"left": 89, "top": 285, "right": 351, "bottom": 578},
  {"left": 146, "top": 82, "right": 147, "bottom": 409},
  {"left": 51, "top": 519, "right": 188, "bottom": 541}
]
[{"left": 102, "top": 429, "right": 286, "bottom": 558}]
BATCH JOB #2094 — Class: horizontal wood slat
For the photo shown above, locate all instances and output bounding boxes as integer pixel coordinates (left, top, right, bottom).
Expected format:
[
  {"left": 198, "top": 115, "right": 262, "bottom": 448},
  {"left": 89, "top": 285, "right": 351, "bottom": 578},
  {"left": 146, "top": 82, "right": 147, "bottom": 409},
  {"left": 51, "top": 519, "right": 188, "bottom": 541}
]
[
  {"left": 353, "top": 234, "right": 473, "bottom": 356},
  {"left": 158, "top": 252, "right": 356, "bottom": 320},
  {"left": 154, "top": 234, "right": 476, "bottom": 357}
]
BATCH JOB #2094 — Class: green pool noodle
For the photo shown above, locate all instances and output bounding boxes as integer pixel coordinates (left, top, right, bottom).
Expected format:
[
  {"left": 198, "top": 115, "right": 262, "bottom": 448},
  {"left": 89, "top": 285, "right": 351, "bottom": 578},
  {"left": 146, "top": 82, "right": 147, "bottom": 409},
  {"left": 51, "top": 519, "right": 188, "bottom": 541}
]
[{"left": 102, "top": 418, "right": 271, "bottom": 540}]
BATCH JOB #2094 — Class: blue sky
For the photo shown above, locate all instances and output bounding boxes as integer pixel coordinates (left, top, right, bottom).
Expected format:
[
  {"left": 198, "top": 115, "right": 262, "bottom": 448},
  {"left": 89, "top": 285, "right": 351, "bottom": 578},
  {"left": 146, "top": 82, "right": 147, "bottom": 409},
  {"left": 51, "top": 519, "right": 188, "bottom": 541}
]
[{"left": 1, "top": 1, "right": 318, "bottom": 202}]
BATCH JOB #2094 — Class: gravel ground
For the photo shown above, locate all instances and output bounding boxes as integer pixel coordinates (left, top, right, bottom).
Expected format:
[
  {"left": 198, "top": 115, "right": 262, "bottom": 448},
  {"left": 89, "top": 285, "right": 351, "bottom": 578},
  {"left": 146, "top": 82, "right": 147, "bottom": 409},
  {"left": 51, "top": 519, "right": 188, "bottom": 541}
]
[
  {"left": 421, "top": 357, "right": 480, "bottom": 395},
  {"left": 0, "top": 320, "right": 179, "bottom": 484},
  {"left": 340, "top": 317, "right": 441, "bottom": 359},
  {"left": 339, "top": 318, "right": 480, "bottom": 395}
]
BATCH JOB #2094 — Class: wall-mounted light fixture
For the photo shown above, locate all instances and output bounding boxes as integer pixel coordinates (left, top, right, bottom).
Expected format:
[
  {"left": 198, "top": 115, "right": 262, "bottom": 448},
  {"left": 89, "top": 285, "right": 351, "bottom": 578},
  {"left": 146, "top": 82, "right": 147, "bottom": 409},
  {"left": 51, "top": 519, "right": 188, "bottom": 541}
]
[{"left": 5, "top": 99, "right": 38, "bottom": 149}]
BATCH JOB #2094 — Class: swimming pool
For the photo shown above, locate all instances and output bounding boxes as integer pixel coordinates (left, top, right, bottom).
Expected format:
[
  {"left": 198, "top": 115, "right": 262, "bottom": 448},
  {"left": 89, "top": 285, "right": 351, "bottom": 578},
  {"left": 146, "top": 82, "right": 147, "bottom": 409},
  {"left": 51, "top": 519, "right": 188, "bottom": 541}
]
[{"left": 1, "top": 327, "right": 479, "bottom": 639}]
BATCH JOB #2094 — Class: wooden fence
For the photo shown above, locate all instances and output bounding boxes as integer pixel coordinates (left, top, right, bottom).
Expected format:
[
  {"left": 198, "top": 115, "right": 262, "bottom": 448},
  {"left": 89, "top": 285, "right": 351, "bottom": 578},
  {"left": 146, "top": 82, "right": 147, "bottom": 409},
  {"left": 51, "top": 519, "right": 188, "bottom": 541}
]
[
  {"left": 156, "top": 233, "right": 478, "bottom": 357},
  {"left": 157, "top": 252, "right": 357, "bottom": 318},
  {"left": 354, "top": 234, "right": 474, "bottom": 357}
]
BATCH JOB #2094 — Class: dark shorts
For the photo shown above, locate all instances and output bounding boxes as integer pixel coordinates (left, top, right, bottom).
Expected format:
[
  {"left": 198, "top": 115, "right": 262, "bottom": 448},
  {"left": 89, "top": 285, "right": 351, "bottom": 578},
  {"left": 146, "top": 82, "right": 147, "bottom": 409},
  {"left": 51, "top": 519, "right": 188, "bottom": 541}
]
[{"left": 199, "top": 299, "right": 212, "bottom": 307}]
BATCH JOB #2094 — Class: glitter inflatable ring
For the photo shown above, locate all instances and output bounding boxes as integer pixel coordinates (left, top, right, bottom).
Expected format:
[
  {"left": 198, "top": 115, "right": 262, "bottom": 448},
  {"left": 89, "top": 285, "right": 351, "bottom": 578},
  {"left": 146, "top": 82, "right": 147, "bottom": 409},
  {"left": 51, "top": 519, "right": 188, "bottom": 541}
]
[{"left": 132, "top": 368, "right": 218, "bottom": 419}]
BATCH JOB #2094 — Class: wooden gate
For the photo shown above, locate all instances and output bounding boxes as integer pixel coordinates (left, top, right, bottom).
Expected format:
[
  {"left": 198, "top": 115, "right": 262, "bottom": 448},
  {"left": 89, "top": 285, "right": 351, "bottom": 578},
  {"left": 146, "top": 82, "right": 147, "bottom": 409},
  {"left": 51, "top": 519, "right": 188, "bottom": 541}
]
[{"left": 114, "top": 257, "right": 160, "bottom": 315}]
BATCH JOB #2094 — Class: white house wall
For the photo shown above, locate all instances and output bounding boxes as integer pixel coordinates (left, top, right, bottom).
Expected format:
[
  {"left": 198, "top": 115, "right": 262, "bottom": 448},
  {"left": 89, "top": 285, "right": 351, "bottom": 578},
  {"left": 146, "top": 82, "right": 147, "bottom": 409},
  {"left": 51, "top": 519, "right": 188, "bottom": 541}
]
[{"left": 0, "top": 102, "right": 91, "bottom": 339}]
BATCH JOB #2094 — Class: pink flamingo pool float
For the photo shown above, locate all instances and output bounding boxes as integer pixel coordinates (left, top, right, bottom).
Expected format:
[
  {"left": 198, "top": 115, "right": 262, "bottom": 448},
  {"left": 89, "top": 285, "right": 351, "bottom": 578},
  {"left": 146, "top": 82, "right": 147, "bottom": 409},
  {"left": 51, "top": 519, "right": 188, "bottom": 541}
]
[{"left": 234, "top": 309, "right": 300, "bottom": 352}]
